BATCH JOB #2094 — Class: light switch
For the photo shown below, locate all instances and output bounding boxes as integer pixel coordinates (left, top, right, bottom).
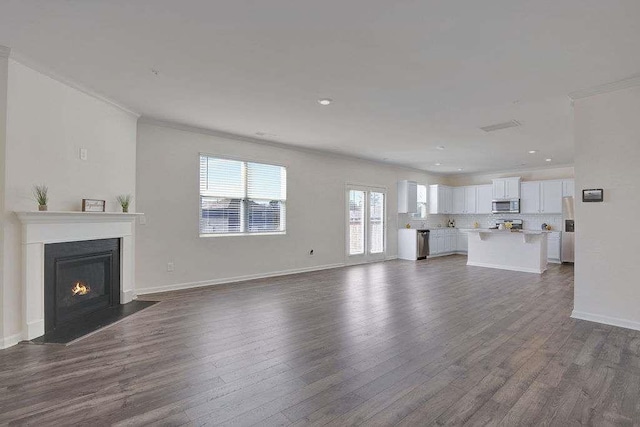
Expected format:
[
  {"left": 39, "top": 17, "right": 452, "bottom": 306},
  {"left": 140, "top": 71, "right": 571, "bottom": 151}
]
[{"left": 79, "top": 148, "right": 88, "bottom": 161}]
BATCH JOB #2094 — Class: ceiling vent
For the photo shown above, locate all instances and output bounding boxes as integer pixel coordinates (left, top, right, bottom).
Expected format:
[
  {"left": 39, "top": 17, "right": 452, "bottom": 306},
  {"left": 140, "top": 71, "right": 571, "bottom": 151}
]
[{"left": 480, "top": 120, "right": 521, "bottom": 132}]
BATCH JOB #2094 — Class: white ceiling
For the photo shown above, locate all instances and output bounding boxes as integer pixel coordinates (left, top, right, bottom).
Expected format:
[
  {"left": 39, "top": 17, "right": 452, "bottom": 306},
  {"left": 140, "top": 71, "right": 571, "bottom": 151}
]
[{"left": 1, "top": 0, "right": 639, "bottom": 174}]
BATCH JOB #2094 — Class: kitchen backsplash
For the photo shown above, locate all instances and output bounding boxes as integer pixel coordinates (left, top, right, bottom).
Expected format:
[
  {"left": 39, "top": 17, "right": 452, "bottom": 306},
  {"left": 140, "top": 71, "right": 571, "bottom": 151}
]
[{"left": 400, "top": 213, "right": 562, "bottom": 231}]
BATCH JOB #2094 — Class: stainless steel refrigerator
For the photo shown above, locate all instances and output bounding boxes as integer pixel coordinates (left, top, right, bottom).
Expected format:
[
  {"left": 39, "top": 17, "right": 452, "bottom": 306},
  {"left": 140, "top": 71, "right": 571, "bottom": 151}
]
[{"left": 561, "top": 197, "right": 575, "bottom": 263}]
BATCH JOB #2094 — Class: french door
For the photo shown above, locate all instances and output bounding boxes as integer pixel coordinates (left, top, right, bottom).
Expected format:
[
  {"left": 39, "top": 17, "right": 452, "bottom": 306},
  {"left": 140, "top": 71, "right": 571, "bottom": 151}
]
[{"left": 346, "top": 185, "right": 386, "bottom": 264}]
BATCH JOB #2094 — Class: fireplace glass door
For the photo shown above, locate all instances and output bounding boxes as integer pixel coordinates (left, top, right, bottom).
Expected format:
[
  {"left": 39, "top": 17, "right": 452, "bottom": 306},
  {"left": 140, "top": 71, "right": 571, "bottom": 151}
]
[{"left": 45, "top": 239, "right": 120, "bottom": 332}]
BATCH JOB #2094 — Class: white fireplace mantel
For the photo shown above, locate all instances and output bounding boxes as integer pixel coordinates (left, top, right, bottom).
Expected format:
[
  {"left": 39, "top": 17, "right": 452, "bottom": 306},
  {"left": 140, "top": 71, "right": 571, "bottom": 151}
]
[{"left": 15, "top": 211, "right": 143, "bottom": 340}]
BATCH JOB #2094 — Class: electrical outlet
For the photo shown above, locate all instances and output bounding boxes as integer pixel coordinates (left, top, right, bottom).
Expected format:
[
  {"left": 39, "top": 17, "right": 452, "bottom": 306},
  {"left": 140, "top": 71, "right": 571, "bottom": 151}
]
[
  {"left": 79, "top": 148, "right": 88, "bottom": 161},
  {"left": 139, "top": 216, "right": 146, "bottom": 225},
  {"left": 167, "top": 262, "right": 174, "bottom": 272}
]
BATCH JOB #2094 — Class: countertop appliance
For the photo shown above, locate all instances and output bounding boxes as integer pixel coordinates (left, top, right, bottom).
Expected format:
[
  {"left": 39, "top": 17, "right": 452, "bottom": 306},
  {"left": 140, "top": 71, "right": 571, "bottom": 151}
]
[
  {"left": 492, "top": 199, "right": 520, "bottom": 214},
  {"left": 494, "top": 219, "right": 523, "bottom": 230},
  {"left": 561, "top": 197, "right": 575, "bottom": 263},
  {"left": 417, "top": 229, "right": 430, "bottom": 260}
]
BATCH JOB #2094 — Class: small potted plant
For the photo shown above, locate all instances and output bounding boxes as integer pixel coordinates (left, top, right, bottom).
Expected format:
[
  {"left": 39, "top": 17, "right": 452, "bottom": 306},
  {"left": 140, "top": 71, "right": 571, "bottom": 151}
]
[
  {"left": 33, "top": 185, "right": 48, "bottom": 211},
  {"left": 116, "top": 194, "right": 132, "bottom": 213}
]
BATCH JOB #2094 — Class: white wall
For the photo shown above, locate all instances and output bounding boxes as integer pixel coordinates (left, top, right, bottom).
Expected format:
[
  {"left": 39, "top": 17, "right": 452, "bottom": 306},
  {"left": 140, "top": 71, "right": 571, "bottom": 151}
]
[
  {"left": 572, "top": 86, "right": 640, "bottom": 330},
  {"left": 135, "top": 121, "right": 438, "bottom": 293},
  {"left": 0, "top": 60, "right": 138, "bottom": 346},
  {"left": 0, "top": 52, "right": 8, "bottom": 344},
  {"left": 446, "top": 166, "right": 574, "bottom": 187}
]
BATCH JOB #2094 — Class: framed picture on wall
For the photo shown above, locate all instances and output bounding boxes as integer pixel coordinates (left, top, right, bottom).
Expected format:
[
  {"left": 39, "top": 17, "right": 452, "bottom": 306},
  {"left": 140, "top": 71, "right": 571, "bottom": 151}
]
[
  {"left": 582, "top": 189, "right": 604, "bottom": 202},
  {"left": 82, "top": 199, "right": 106, "bottom": 212}
]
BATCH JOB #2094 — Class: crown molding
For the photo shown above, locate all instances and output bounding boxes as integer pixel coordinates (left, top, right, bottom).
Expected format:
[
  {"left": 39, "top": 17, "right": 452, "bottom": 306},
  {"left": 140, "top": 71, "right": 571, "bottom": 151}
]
[
  {"left": 448, "top": 163, "right": 575, "bottom": 179},
  {"left": 138, "top": 117, "right": 436, "bottom": 176},
  {"left": 0, "top": 45, "right": 10, "bottom": 58},
  {"left": 569, "top": 73, "right": 640, "bottom": 100},
  {"left": 8, "top": 51, "right": 140, "bottom": 118}
]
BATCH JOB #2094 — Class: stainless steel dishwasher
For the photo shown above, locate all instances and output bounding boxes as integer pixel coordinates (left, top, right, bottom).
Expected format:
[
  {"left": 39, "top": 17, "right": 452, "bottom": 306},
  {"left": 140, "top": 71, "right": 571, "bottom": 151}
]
[{"left": 417, "top": 229, "right": 430, "bottom": 260}]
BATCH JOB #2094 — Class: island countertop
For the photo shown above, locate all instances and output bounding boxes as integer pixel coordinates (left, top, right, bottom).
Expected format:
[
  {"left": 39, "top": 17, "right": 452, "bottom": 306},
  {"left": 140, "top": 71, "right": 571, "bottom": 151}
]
[
  {"left": 465, "top": 228, "right": 549, "bottom": 274},
  {"left": 463, "top": 229, "right": 553, "bottom": 235}
]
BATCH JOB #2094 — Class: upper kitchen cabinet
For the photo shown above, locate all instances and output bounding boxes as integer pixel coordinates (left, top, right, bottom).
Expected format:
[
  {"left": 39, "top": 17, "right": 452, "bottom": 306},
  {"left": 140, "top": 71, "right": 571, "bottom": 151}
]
[
  {"left": 520, "top": 180, "right": 563, "bottom": 214},
  {"left": 562, "top": 179, "right": 575, "bottom": 198},
  {"left": 453, "top": 186, "right": 477, "bottom": 214},
  {"left": 465, "top": 186, "right": 477, "bottom": 214},
  {"left": 429, "top": 185, "right": 453, "bottom": 214},
  {"left": 541, "top": 180, "right": 563, "bottom": 213},
  {"left": 397, "top": 180, "right": 417, "bottom": 213},
  {"left": 492, "top": 177, "right": 521, "bottom": 200},
  {"left": 476, "top": 184, "right": 493, "bottom": 214},
  {"left": 520, "top": 181, "right": 541, "bottom": 214}
]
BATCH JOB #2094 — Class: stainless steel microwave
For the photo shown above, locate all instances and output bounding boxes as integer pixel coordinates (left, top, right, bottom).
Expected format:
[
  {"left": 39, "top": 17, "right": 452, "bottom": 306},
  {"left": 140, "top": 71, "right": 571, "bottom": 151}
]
[{"left": 492, "top": 199, "right": 520, "bottom": 214}]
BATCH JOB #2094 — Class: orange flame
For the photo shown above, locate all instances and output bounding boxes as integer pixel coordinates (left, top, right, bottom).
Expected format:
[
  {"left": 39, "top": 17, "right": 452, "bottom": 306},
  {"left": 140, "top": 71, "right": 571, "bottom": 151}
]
[{"left": 71, "top": 282, "right": 90, "bottom": 296}]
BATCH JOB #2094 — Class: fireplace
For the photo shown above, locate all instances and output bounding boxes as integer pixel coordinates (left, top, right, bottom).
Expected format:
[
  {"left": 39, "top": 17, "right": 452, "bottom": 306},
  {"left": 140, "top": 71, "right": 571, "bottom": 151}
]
[{"left": 44, "top": 239, "right": 120, "bottom": 333}]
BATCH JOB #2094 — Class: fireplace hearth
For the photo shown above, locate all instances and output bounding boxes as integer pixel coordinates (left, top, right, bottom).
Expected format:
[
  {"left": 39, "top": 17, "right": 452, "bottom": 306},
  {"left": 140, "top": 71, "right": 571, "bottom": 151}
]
[{"left": 44, "top": 239, "right": 121, "bottom": 334}]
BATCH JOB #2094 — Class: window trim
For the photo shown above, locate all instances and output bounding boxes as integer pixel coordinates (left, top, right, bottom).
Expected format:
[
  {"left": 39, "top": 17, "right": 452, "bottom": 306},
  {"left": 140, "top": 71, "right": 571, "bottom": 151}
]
[{"left": 198, "top": 153, "right": 287, "bottom": 237}]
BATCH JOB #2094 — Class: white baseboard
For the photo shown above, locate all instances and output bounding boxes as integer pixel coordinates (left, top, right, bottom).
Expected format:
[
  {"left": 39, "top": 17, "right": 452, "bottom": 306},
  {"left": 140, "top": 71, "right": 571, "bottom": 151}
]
[
  {"left": 121, "top": 289, "right": 135, "bottom": 303},
  {"left": 1, "top": 333, "right": 22, "bottom": 350},
  {"left": 571, "top": 310, "right": 640, "bottom": 332},
  {"left": 25, "top": 319, "right": 45, "bottom": 341},
  {"left": 136, "top": 262, "right": 346, "bottom": 295},
  {"left": 466, "top": 261, "right": 545, "bottom": 274}
]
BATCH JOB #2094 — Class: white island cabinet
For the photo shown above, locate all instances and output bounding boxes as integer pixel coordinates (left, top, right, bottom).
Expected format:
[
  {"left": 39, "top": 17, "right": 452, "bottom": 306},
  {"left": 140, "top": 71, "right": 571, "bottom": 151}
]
[{"left": 465, "top": 229, "right": 549, "bottom": 274}]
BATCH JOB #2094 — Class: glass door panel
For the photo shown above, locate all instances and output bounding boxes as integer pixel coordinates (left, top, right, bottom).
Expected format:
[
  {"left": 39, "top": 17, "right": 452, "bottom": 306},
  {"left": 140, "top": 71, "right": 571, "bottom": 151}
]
[
  {"left": 348, "top": 190, "right": 365, "bottom": 255},
  {"left": 347, "top": 186, "right": 386, "bottom": 262},
  {"left": 369, "top": 192, "right": 384, "bottom": 254}
]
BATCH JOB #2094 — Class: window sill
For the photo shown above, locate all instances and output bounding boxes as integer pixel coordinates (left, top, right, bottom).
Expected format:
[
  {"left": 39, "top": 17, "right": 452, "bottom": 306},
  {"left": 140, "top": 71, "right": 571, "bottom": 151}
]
[{"left": 200, "top": 231, "right": 286, "bottom": 238}]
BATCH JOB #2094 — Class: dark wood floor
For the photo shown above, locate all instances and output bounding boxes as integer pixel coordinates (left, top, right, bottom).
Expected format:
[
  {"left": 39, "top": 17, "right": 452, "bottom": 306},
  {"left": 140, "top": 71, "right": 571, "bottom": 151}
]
[{"left": 1, "top": 256, "right": 637, "bottom": 426}]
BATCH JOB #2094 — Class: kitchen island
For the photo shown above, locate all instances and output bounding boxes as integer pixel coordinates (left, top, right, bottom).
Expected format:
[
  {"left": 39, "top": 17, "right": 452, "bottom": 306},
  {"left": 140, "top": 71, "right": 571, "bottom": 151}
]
[{"left": 465, "top": 229, "right": 549, "bottom": 274}]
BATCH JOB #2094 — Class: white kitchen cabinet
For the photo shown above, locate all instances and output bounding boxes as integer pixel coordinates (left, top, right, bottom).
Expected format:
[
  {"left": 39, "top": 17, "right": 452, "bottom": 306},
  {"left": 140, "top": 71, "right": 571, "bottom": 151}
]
[
  {"left": 492, "top": 177, "right": 521, "bottom": 200},
  {"left": 397, "top": 180, "right": 417, "bottom": 213},
  {"left": 446, "top": 233, "right": 456, "bottom": 252},
  {"left": 457, "top": 230, "right": 468, "bottom": 253},
  {"left": 547, "top": 232, "right": 561, "bottom": 262},
  {"left": 429, "top": 185, "right": 453, "bottom": 214},
  {"left": 541, "top": 181, "right": 563, "bottom": 214},
  {"left": 428, "top": 229, "right": 460, "bottom": 256},
  {"left": 465, "top": 186, "right": 477, "bottom": 214},
  {"left": 476, "top": 184, "right": 493, "bottom": 214},
  {"left": 520, "top": 181, "right": 541, "bottom": 214},
  {"left": 436, "top": 234, "right": 445, "bottom": 254},
  {"left": 520, "top": 180, "right": 563, "bottom": 214},
  {"left": 453, "top": 187, "right": 465, "bottom": 214},
  {"left": 453, "top": 186, "right": 477, "bottom": 214},
  {"left": 562, "top": 179, "right": 575, "bottom": 198},
  {"left": 429, "top": 230, "right": 444, "bottom": 255}
]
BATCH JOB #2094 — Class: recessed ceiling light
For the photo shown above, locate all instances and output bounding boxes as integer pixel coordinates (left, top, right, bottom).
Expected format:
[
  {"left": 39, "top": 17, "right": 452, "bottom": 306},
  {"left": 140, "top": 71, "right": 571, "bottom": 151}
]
[
  {"left": 436, "top": 145, "right": 445, "bottom": 150},
  {"left": 545, "top": 158, "right": 552, "bottom": 162},
  {"left": 528, "top": 150, "right": 537, "bottom": 154},
  {"left": 435, "top": 163, "right": 442, "bottom": 166},
  {"left": 458, "top": 168, "right": 463, "bottom": 171},
  {"left": 318, "top": 98, "right": 332, "bottom": 106}
]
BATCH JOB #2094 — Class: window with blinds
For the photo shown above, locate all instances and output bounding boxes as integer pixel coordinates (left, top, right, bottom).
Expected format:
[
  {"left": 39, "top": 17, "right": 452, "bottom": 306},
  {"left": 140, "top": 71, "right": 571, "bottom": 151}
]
[{"left": 199, "top": 155, "right": 287, "bottom": 235}]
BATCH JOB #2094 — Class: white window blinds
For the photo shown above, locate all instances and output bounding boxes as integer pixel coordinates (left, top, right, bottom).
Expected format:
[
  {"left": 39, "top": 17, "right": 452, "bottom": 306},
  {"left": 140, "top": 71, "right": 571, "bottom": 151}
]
[{"left": 199, "top": 155, "right": 287, "bottom": 235}]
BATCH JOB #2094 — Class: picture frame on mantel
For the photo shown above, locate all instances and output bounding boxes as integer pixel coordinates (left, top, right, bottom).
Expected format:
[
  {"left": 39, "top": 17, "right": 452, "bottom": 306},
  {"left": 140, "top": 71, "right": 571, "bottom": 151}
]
[
  {"left": 582, "top": 189, "right": 604, "bottom": 202},
  {"left": 82, "top": 199, "right": 106, "bottom": 212}
]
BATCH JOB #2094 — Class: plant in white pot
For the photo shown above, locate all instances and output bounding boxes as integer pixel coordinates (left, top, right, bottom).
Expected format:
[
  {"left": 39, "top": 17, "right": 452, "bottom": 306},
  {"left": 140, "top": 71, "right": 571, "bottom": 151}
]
[
  {"left": 33, "top": 185, "right": 48, "bottom": 211},
  {"left": 116, "top": 194, "right": 132, "bottom": 213}
]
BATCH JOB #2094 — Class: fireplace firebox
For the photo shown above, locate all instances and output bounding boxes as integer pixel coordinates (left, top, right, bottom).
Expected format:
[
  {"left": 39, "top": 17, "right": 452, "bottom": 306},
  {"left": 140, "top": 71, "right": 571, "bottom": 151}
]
[{"left": 44, "top": 238, "right": 120, "bottom": 333}]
